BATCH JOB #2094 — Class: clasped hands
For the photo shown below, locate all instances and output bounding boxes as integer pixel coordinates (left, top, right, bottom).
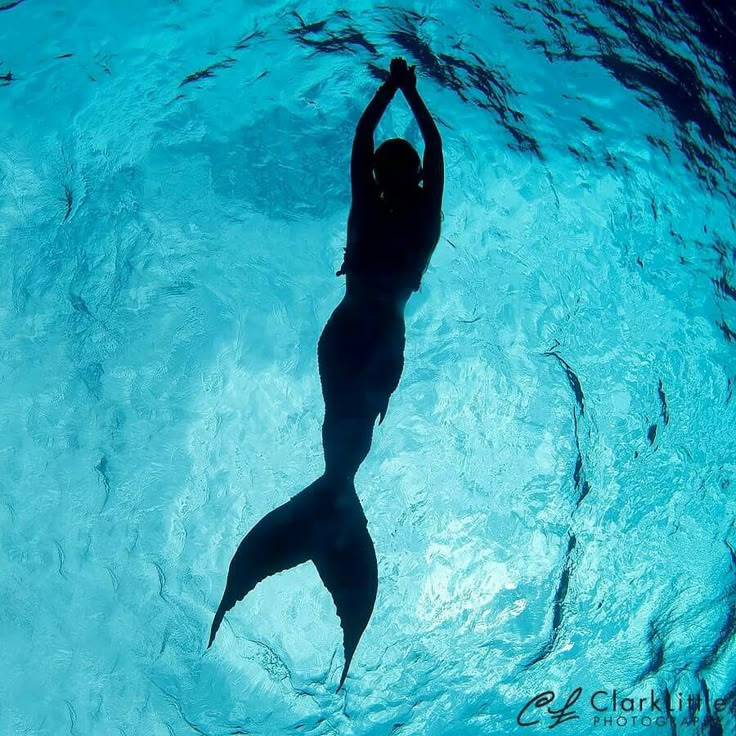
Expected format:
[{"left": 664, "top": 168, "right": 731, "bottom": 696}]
[{"left": 386, "top": 56, "right": 416, "bottom": 93}]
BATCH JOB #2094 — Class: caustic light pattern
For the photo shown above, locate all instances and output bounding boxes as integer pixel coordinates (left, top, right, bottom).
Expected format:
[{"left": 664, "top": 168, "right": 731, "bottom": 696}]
[{"left": 1, "top": 1, "right": 735, "bottom": 735}]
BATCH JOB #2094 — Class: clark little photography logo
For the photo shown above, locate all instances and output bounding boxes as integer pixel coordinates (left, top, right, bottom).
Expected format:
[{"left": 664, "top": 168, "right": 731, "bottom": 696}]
[{"left": 516, "top": 687, "right": 734, "bottom": 729}]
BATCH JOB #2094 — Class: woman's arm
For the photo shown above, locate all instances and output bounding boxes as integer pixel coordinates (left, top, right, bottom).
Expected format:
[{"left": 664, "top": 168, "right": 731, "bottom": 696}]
[
  {"left": 337, "top": 75, "right": 398, "bottom": 277},
  {"left": 402, "top": 83, "right": 444, "bottom": 212},
  {"left": 351, "top": 78, "right": 398, "bottom": 201}
]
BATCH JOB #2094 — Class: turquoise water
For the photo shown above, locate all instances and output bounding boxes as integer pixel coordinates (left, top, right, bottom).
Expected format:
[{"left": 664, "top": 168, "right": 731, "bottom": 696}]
[{"left": 1, "top": 1, "right": 735, "bottom": 734}]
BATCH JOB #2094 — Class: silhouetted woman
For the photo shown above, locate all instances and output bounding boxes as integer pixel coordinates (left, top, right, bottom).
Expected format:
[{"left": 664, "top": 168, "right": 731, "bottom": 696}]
[{"left": 209, "top": 57, "right": 444, "bottom": 691}]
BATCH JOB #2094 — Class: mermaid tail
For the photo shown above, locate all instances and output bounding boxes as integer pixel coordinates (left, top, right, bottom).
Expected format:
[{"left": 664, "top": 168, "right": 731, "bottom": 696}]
[{"left": 208, "top": 474, "right": 377, "bottom": 691}]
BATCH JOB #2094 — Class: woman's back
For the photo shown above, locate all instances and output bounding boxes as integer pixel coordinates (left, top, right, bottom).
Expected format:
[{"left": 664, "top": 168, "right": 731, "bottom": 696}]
[{"left": 339, "top": 183, "right": 441, "bottom": 304}]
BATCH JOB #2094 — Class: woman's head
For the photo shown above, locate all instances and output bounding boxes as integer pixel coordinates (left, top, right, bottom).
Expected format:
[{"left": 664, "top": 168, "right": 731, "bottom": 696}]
[{"left": 373, "top": 138, "right": 422, "bottom": 198}]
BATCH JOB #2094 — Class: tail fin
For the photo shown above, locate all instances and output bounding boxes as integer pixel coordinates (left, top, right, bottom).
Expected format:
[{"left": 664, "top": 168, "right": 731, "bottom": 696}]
[{"left": 208, "top": 475, "right": 377, "bottom": 692}]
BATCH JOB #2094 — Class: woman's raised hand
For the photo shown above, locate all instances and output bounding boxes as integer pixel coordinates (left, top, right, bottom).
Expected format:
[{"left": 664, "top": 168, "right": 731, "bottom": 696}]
[{"left": 389, "top": 57, "right": 416, "bottom": 92}]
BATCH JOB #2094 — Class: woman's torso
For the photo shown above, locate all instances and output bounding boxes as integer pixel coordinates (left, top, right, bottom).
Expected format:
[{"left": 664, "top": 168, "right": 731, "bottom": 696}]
[{"left": 339, "top": 185, "right": 441, "bottom": 315}]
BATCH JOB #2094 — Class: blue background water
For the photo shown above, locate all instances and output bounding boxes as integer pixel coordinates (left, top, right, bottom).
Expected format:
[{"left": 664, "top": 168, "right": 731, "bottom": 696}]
[{"left": 2, "top": 1, "right": 735, "bottom": 734}]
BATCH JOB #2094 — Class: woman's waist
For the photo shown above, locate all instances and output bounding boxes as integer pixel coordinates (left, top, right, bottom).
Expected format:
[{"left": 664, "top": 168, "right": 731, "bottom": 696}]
[
  {"left": 344, "top": 273, "right": 411, "bottom": 313},
  {"left": 325, "top": 286, "right": 406, "bottom": 348}
]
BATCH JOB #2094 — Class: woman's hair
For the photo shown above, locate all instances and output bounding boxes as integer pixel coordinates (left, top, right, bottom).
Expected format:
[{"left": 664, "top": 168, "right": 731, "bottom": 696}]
[{"left": 373, "top": 138, "right": 422, "bottom": 186}]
